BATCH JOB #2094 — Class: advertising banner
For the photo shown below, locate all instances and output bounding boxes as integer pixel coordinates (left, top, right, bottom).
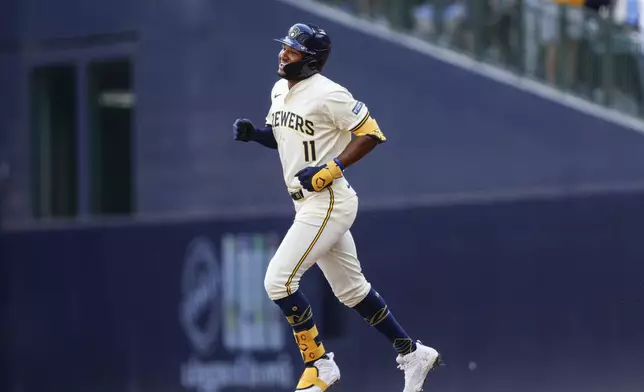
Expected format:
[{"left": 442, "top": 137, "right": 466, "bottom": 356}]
[{"left": 2, "top": 192, "right": 644, "bottom": 391}]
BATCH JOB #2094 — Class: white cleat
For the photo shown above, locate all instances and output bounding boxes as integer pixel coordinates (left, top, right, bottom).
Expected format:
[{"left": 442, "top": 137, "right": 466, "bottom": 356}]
[
  {"left": 396, "top": 341, "right": 442, "bottom": 392},
  {"left": 295, "top": 352, "right": 341, "bottom": 391}
]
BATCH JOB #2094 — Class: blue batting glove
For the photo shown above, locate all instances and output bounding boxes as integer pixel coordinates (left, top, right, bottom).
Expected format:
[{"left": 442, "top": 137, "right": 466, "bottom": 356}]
[{"left": 233, "top": 118, "right": 256, "bottom": 142}]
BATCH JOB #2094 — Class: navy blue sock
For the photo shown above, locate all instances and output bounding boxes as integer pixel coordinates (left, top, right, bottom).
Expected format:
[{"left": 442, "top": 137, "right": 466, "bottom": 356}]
[
  {"left": 353, "top": 288, "right": 417, "bottom": 355},
  {"left": 274, "top": 290, "right": 316, "bottom": 332},
  {"left": 274, "top": 291, "right": 328, "bottom": 363}
]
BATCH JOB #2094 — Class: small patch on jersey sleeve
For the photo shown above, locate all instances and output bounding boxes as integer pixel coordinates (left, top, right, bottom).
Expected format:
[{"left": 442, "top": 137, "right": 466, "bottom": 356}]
[{"left": 352, "top": 101, "right": 364, "bottom": 115}]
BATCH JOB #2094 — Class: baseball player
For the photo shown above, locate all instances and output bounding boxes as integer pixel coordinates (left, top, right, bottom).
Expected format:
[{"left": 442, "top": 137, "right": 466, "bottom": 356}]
[{"left": 232, "top": 23, "right": 441, "bottom": 392}]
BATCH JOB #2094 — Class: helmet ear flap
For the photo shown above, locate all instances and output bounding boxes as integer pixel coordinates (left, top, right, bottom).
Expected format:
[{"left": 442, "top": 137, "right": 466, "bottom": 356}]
[
  {"left": 283, "top": 56, "right": 319, "bottom": 81},
  {"left": 283, "top": 60, "right": 305, "bottom": 78}
]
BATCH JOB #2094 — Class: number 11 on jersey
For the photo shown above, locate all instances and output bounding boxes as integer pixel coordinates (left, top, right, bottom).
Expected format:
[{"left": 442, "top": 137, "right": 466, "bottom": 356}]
[{"left": 303, "top": 140, "right": 316, "bottom": 162}]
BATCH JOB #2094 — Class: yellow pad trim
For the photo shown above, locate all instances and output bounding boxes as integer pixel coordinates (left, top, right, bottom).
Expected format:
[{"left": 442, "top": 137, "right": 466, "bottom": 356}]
[
  {"left": 352, "top": 115, "right": 386, "bottom": 142},
  {"left": 325, "top": 160, "right": 343, "bottom": 179},
  {"left": 300, "top": 342, "right": 326, "bottom": 363},
  {"left": 285, "top": 188, "right": 335, "bottom": 295},
  {"left": 296, "top": 367, "right": 329, "bottom": 390},
  {"left": 295, "top": 325, "right": 319, "bottom": 341},
  {"left": 349, "top": 111, "right": 370, "bottom": 133},
  {"left": 295, "top": 326, "right": 326, "bottom": 363}
]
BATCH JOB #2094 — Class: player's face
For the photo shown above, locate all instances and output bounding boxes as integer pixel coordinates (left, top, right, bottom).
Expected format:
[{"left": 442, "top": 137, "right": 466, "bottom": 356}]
[{"left": 278, "top": 44, "right": 305, "bottom": 76}]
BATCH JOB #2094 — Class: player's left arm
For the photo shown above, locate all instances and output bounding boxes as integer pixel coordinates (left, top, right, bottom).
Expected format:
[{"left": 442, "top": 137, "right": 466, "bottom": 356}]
[
  {"left": 296, "top": 93, "right": 386, "bottom": 192},
  {"left": 335, "top": 112, "right": 386, "bottom": 169},
  {"left": 306, "top": 115, "right": 385, "bottom": 190}
]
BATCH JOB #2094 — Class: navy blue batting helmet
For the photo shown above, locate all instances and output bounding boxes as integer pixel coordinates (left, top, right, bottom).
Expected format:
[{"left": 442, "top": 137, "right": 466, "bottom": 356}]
[{"left": 274, "top": 23, "right": 331, "bottom": 80}]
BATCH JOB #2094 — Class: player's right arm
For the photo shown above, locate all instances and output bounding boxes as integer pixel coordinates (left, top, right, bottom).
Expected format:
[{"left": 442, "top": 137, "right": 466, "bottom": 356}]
[
  {"left": 233, "top": 119, "right": 277, "bottom": 149},
  {"left": 232, "top": 82, "right": 282, "bottom": 149}
]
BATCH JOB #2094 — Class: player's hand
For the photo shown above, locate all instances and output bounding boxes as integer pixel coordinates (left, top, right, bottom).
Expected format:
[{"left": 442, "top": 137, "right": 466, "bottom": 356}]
[
  {"left": 295, "top": 159, "right": 344, "bottom": 192},
  {"left": 233, "top": 118, "right": 256, "bottom": 142}
]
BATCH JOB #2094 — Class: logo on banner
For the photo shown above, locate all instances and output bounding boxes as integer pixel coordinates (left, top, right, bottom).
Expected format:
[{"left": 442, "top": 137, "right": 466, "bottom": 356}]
[
  {"left": 180, "top": 232, "right": 294, "bottom": 392},
  {"left": 180, "top": 237, "right": 222, "bottom": 357}
]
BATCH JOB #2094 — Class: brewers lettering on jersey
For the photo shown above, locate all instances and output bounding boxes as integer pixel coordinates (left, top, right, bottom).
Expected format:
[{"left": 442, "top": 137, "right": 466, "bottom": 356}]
[{"left": 232, "top": 23, "right": 442, "bottom": 392}]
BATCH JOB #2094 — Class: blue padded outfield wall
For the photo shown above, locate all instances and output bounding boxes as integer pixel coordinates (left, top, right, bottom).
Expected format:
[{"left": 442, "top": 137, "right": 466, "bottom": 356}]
[{"left": 2, "top": 191, "right": 644, "bottom": 392}]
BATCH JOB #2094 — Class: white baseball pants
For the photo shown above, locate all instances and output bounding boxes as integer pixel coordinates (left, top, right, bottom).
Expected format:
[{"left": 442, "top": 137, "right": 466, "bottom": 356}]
[{"left": 264, "top": 181, "right": 371, "bottom": 308}]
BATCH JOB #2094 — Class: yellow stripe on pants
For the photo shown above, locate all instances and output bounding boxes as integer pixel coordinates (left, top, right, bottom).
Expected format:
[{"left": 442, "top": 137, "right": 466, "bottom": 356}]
[{"left": 285, "top": 187, "right": 335, "bottom": 295}]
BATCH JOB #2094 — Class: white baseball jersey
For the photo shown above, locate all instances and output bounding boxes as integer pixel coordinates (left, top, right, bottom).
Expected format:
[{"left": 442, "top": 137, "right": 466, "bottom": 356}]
[
  {"left": 262, "top": 74, "right": 383, "bottom": 332},
  {"left": 265, "top": 73, "right": 380, "bottom": 192}
]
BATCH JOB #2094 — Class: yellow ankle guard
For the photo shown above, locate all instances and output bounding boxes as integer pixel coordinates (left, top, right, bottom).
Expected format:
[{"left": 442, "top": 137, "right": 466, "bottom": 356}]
[
  {"left": 295, "top": 325, "right": 326, "bottom": 363},
  {"left": 296, "top": 366, "right": 329, "bottom": 391}
]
